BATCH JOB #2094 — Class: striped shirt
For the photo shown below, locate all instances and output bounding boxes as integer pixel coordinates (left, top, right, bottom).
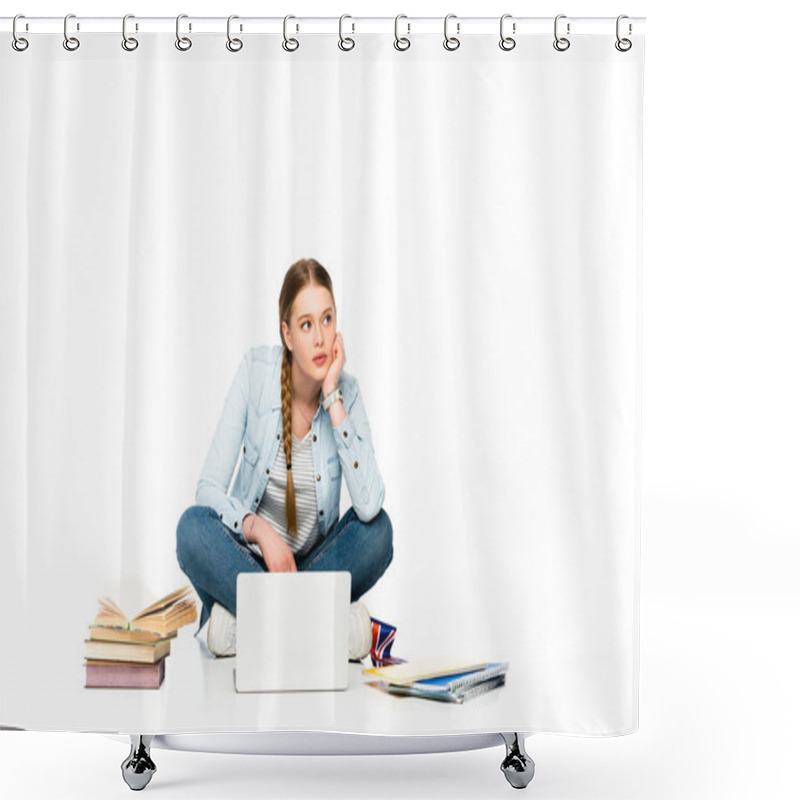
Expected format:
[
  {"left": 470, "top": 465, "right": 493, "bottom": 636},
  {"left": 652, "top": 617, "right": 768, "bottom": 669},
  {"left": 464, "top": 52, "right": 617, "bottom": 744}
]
[{"left": 246, "top": 430, "right": 320, "bottom": 560}]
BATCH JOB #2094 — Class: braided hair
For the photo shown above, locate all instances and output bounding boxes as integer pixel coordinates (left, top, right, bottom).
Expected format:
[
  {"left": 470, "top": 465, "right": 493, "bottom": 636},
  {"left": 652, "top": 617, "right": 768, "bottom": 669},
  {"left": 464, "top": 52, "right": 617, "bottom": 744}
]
[{"left": 278, "top": 257, "right": 336, "bottom": 537}]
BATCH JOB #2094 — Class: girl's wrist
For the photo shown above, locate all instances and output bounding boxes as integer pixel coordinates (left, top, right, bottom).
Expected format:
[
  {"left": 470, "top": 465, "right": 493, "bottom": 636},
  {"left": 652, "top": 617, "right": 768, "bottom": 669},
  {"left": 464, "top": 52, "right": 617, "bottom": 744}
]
[
  {"left": 322, "top": 384, "right": 343, "bottom": 413},
  {"left": 327, "top": 394, "right": 346, "bottom": 426}
]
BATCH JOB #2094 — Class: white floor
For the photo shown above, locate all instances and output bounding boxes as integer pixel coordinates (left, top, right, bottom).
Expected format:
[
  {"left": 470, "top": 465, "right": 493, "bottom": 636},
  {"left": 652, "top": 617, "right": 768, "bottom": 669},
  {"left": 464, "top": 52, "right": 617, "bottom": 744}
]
[{"left": 2, "top": 596, "right": 797, "bottom": 799}]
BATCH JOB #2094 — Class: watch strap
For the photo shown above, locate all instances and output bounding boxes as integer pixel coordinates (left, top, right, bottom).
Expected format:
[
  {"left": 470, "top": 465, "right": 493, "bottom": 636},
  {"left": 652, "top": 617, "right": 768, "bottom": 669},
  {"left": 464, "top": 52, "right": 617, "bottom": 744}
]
[{"left": 322, "top": 386, "right": 343, "bottom": 412}]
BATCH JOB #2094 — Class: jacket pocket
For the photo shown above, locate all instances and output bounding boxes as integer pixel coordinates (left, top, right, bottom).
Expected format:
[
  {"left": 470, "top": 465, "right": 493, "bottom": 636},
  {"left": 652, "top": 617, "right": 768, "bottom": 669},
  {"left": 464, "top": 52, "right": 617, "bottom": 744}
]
[
  {"left": 327, "top": 455, "right": 342, "bottom": 479},
  {"left": 249, "top": 399, "right": 269, "bottom": 419},
  {"left": 242, "top": 430, "right": 259, "bottom": 466}
]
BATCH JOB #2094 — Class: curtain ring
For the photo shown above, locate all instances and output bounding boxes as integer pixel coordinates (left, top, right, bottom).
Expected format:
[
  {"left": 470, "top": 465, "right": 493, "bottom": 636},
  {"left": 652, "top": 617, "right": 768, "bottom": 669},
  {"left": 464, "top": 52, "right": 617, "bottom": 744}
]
[
  {"left": 12, "top": 14, "right": 29, "bottom": 52},
  {"left": 499, "top": 13, "right": 516, "bottom": 51},
  {"left": 443, "top": 13, "right": 460, "bottom": 51},
  {"left": 122, "top": 14, "right": 138, "bottom": 52},
  {"left": 394, "top": 14, "right": 411, "bottom": 51},
  {"left": 615, "top": 15, "right": 632, "bottom": 52},
  {"left": 175, "top": 14, "right": 192, "bottom": 51},
  {"left": 553, "top": 14, "right": 570, "bottom": 52},
  {"left": 226, "top": 15, "right": 243, "bottom": 52},
  {"left": 339, "top": 14, "right": 355, "bottom": 51},
  {"left": 63, "top": 13, "right": 80, "bottom": 51},
  {"left": 283, "top": 15, "right": 299, "bottom": 51}
]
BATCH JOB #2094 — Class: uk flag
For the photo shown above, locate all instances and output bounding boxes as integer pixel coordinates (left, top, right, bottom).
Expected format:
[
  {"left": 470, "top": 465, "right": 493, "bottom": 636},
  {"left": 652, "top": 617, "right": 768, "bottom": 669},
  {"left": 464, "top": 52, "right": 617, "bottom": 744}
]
[{"left": 369, "top": 617, "right": 407, "bottom": 667}]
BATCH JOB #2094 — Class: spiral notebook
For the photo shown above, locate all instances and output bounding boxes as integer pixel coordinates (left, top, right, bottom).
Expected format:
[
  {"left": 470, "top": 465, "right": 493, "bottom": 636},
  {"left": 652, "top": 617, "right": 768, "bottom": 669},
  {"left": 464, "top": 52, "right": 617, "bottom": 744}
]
[
  {"left": 364, "top": 659, "right": 509, "bottom": 700},
  {"left": 404, "top": 662, "right": 509, "bottom": 692},
  {"left": 387, "top": 673, "right": 507, "bottom": 703}
]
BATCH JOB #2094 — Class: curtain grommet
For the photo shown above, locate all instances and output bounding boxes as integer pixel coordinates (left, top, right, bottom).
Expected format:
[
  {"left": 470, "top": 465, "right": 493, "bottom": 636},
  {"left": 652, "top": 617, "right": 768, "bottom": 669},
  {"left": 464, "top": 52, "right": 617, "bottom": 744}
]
[
  {"left": 442, "top": 14, "right": 461, "bottom": 53},
  {"left": 615, "top": 15, "right": 633, "bottom": 51},
  {"left": 338, "top": 14, "right": 355, "bottom": 51},
  {"left": 175, "top": 13, "right": 192, "bottom": 51},
  {"left": 226, "top": 15, "right": 243, "bottom": 52},
  {"left": 553, "top": 14, "right": 570, "bottom": 52},
  {"left": 283, "top": 15, "right": 299, "bottom": 52},
  {"left": 12, "top": 14, "right": 29, "bottom": 51},
  {"left": 394, "top": 14, "right": 411, "bottom": 51},
  {"left": 121, "top": 14, "right": 138, "bottom": 52},
  {"left": 499, "top": 14, "right": 516, "bottom": 51},
  {"left": 63, "top": 13, "right": 80, "bottom": 51},
  {"left": 443, "top": 13, "right": 460, "bottom": 51}
]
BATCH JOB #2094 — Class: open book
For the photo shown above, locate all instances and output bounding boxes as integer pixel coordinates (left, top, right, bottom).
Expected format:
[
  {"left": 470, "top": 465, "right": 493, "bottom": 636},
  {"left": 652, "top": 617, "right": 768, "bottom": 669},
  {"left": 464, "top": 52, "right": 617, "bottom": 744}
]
[{"left": 93, "top": 585, "right": 197, "bottom": 637}]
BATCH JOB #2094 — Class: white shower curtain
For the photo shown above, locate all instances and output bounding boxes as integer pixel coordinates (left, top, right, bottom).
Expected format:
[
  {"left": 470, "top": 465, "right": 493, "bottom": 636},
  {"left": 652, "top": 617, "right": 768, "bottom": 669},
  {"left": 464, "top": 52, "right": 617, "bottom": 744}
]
[{"left": 1, "top": 21, "right": 643, "bottom": 736}]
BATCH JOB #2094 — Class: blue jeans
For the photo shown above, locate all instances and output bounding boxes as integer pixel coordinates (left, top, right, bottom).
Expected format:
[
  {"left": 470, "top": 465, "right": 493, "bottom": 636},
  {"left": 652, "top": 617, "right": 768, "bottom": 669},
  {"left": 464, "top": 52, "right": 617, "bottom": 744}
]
[{"left": 176, "top": 504, "right": 394, "bottom": 639}]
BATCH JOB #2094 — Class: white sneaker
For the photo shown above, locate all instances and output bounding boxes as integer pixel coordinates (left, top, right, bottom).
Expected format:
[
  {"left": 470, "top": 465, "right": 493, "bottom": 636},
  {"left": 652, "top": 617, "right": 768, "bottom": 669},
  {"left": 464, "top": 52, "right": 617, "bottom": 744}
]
[
  {"left": 349, "top": 601, "right": 372, "bottom": 661},
  {"left": 207, "top": 602, "right": 237, "bottom": 657}
]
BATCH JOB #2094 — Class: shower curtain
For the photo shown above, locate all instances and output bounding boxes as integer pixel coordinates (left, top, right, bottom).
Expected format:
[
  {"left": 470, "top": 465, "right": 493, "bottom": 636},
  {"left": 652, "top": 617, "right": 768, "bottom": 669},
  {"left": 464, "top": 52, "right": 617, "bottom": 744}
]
[{"left": 0, "top": 17, "right": 644, "bottom": 737}]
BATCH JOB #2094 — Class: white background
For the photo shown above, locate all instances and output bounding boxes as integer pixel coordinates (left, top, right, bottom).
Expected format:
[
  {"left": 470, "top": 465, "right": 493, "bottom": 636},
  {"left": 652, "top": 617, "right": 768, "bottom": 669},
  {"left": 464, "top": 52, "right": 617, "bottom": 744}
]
[{"left": 1, "top": 1, "right": 798, "bottom": 799}]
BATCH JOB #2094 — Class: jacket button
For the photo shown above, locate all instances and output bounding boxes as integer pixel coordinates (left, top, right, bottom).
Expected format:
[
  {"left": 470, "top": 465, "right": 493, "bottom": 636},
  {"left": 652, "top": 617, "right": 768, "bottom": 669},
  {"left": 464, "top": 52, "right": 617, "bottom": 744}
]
[
  {"left": 354, "top": 461, "right": 359, "bottom": 469},
  {"left": 343, "top": 431, "right": 348, "bottom": 438},
  {"left": 234, "top": 521, "right": 238, "bottom": 529},
  {"left": 277, "top": 433, "right": 280, "bottom": 440},
  {"left": 313, "top": 434, "right": 317, "bottom": 442},
  {"left": 243, "top": 446, "right": 246, "bottom": 453},
  {"left": 266, "top": 468, "right": 270, "bottom": 474},
  {"left": 319, "top": 510, "right": 324, "bottom": 516},
  {"left": 316, "top": 474, "right": 321, "bottom": 482}
]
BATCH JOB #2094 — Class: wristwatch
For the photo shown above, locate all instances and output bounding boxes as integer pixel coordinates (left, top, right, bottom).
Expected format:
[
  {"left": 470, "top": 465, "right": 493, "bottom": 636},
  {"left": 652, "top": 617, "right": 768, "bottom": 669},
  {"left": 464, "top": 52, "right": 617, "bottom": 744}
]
[{"left": 322, "top": 385, "right": 343, "bottom": 412}]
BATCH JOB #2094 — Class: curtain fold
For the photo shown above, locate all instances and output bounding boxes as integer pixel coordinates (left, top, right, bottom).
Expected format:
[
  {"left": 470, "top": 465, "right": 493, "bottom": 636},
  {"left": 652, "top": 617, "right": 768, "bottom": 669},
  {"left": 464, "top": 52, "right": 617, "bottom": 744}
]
[{"left": 1, "top": 29, "right": 643, "bottom": 735}]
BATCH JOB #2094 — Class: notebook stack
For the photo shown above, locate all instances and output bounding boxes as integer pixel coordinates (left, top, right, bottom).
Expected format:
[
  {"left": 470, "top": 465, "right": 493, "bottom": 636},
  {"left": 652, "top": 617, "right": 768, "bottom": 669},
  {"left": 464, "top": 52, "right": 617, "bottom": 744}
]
[
  {"left": 363, "top": 658, "right": 509, "bottom": 703},
  {"left": 84, "top": 585, "right": 197, "bottom": 689}
]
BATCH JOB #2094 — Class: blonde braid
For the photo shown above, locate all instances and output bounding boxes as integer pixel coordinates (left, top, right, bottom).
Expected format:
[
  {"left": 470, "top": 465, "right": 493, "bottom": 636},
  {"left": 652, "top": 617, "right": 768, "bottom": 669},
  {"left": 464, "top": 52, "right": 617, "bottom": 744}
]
[
  {"left": 278, "top": 257, "right": 335, "bottom": 537},
  {"left": 280, "top": 348, "right": 298, "bottom": 537}
]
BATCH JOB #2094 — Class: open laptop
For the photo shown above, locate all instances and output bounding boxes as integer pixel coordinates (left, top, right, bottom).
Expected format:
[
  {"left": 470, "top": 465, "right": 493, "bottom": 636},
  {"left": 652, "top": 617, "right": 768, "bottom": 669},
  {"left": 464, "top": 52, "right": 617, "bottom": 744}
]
[{"left": 234, "top": 571, "right": 351, "bottom": 693}]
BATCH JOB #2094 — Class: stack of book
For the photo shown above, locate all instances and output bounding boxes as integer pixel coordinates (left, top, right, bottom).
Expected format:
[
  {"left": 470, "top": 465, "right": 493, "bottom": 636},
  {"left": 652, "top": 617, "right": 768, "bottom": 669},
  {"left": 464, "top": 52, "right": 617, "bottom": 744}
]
[
  {"left": 363, "top": 658, "right": 509, "bottom": 703},
  {"left": 84, "top": 585, "right": 197, "bottom": 689}
]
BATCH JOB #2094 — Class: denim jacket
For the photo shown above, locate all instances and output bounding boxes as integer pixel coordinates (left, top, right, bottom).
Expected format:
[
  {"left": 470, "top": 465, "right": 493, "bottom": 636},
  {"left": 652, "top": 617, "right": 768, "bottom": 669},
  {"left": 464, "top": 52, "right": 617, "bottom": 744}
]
[{"left": 196, "top": 344, "right": 385, "bottom": 540}]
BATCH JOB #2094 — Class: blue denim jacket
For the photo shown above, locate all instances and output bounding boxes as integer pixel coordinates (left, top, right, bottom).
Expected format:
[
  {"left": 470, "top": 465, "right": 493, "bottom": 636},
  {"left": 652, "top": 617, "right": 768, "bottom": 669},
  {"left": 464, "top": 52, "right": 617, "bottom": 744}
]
[{"left": 196, "top": 344, "right": 385, "bottom": 540}]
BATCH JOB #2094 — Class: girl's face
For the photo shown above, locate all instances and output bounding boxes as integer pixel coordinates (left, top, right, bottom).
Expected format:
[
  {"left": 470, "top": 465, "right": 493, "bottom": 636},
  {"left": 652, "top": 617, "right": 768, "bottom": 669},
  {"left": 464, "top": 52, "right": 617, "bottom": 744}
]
[{"left": 282, "top": 283, "right": 337, "bottom": 383}]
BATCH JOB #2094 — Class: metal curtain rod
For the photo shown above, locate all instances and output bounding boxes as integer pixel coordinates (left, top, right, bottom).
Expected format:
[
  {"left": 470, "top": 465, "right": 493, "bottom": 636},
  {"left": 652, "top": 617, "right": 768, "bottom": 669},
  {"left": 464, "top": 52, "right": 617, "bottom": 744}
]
[{"left": 1, "top": 15, "right": 647, "bottom": 36}]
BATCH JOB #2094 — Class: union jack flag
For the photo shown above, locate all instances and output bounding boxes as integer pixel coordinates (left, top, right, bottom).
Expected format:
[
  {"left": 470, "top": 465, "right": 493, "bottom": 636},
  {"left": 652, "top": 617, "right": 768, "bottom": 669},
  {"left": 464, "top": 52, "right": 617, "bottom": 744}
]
[{"left": 369, "top": 617, "right": 406, "bottom": 667}]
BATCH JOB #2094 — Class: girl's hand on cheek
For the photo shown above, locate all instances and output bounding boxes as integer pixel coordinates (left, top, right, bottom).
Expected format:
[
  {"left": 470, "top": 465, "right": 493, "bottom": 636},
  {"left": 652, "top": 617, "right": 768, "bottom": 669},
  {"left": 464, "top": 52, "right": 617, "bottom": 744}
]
[{"left": 324, "top": 332, "right": 345, "bottom": 394}]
